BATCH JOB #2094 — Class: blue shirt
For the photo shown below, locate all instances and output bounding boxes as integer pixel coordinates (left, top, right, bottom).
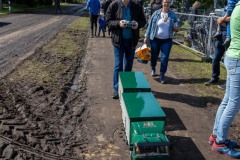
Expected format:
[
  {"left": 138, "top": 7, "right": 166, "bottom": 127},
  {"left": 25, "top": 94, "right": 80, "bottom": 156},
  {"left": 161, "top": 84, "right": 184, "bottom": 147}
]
[
  {"left": 98, "top": 17, "right": 106, "bottom": 27},
  {"left": 226, "top": 0, "right": 240, "bottom": 15},
  {"left": 86, "top": 0, "right": 100, "bottom": 15},
  {"left": 120, "top": 1, "right": 132, "bottom": 39}
]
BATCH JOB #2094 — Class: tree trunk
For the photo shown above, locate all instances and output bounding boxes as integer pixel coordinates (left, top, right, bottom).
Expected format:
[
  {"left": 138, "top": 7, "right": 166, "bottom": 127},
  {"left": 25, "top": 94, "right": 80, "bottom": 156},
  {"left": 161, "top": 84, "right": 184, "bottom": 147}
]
[{"left": 0, "top": 0, "right": 3, "bottom": 10}]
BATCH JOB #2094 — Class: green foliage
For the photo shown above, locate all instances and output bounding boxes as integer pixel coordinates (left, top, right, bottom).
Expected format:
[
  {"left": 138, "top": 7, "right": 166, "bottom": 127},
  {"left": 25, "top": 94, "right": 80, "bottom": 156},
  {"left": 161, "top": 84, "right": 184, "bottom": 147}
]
[{"left": 173, "top": 0, "right": 215, "bottom": 13}]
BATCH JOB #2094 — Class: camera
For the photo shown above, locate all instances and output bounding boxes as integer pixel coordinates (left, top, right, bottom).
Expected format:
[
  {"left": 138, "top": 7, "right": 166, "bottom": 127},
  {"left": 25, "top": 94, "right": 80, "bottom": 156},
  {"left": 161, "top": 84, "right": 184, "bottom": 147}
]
[{"left": 122, "top": 20, "right": 137, "bottom": 28}]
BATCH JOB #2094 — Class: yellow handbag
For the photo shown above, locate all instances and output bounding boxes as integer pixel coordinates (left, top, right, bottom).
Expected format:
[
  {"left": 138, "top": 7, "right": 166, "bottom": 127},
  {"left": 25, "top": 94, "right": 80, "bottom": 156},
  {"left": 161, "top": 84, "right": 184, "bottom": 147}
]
[{"left": 135, "top": 44, "right": 151, "bottom": 64}]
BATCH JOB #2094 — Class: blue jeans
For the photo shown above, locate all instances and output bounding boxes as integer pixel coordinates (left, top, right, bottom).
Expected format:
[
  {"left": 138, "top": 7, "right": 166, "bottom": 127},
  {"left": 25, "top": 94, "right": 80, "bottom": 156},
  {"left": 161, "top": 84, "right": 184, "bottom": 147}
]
[
  {"left": 98, "top": 26, "right": 105, "bottom": 35},
  {"left": 150, "top": 38, "right": 173, "bottom": 74},
  {"left": 213, "top": 56, "right": 240, "bottom": 143},
  {"left": 226, "top": 22, "right": 231, "bottom": 38},
  {"left": 212, "top": 39, "right": 225, "bottom": 80},
  {"left": 113, "top": 39, "right": 135, "bottom": 91}
]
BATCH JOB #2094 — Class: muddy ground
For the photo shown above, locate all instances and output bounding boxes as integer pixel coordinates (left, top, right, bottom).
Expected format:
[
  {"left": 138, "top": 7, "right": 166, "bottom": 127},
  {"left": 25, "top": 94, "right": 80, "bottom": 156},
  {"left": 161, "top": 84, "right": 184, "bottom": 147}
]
[{"left": 0, "top": 4, "right": 240, "bottom": 160}]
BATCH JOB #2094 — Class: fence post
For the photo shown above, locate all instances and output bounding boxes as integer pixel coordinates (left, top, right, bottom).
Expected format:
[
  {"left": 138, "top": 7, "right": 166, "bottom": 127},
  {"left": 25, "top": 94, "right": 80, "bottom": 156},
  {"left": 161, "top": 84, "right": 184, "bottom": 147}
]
[{"left": 202, "top": 13, "right": 214, "bottom": 62}]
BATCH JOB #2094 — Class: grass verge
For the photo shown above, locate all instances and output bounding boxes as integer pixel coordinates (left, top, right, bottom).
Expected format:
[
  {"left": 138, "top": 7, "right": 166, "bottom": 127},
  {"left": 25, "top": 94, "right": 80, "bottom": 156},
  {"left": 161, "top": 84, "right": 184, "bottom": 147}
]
[
  {"left": 140, "top": 27, "right": 226, "bottom": 101},
  {"left": 7, "top": 17, "right": 89, "bottom": 86},
  {"left": 170, "top": 43, "right": 226, "bottom": 100}
]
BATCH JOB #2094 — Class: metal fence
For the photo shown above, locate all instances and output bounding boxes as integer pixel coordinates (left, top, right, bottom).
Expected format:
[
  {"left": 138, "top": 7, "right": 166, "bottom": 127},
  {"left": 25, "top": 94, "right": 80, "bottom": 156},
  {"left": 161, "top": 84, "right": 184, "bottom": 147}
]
[{"left": 173, "top": 12, "right": 221, "bottom": 59}]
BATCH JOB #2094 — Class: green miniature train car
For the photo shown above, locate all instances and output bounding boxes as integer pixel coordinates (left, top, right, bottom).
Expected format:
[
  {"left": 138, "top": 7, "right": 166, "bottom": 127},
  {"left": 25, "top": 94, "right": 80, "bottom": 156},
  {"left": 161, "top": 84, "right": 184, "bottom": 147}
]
[
  {"left": 118, "top": 72, "right": 151, "bottom": 100},
  {"left": 119, "top": 72, "right": 170, "bottom": 160}
]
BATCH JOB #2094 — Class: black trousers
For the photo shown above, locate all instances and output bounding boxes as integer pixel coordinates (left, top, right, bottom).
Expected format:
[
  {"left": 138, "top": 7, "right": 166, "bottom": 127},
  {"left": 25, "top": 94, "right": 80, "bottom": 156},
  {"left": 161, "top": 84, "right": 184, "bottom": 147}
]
[{"left": 90, "top": 14, "right": 98, "bottom": 35}]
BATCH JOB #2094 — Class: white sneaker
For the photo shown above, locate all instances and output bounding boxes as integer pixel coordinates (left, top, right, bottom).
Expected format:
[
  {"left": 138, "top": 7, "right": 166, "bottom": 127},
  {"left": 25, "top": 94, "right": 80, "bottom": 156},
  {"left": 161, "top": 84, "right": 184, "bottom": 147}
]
[{"left": 151, "top": 70, "right": 156, "bottom": 77}]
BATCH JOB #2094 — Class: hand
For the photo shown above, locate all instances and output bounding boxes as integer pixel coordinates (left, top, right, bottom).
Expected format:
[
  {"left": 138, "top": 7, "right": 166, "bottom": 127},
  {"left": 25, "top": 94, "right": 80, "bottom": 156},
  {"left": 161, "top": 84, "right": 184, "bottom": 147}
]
[
  {"left": 217, "top": 17, "right": 224, "bottom": 25},
  {"left": 144, "top": 37, "right": 148, "bottom": 44},
  {"left": 220, "top": 21, "right": 226, "bottom": 27},
  {"left": 131, "top": 20, "right": 138, "bottom": 30},
  {"left": 173, "top": 23, "right": 179, "bottom": 32},
  {"left": 120, "top": 20, "right": 126, "bottom": 28}
]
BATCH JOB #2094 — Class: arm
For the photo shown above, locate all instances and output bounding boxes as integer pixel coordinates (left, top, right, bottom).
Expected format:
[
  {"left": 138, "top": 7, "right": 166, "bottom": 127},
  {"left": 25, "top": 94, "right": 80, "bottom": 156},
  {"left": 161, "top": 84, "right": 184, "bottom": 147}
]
[
  {"left": 144, "top": 11, "right": 156, "bottom": 43},
  {"left": 226, "top": 0, "right": 237, "bottom": 15},
  {"left": 217, "top": 13, "right": 229, "bottom": 24},
  {"left": 173, "top": 12, "right": 179, "bottom": 32},
  {"left": 86, "top": 0, "right": 90, "bottom": 9},
  {"left": 104, "top": 1, "right": 110, "bottom": 14},
  {"left": 225, "top": 16, "right": 231, "bottom": 22},
  {"left": 105, "top": 2, "right": 121, "bottom": 29}
]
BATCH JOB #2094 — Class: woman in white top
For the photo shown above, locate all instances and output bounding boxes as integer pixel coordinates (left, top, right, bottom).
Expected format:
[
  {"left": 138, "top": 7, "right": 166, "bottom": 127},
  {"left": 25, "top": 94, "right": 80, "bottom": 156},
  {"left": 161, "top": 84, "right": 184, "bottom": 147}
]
[{"left": 144, "top": 0, "right": 179, "bottom": 83}]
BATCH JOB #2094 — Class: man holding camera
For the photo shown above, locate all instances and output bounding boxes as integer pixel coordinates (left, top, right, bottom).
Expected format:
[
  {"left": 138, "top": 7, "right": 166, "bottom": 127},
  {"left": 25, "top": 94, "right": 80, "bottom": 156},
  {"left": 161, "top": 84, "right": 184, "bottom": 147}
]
[{"left": 106, "top": 0, "right": 146, "bottom": 99}]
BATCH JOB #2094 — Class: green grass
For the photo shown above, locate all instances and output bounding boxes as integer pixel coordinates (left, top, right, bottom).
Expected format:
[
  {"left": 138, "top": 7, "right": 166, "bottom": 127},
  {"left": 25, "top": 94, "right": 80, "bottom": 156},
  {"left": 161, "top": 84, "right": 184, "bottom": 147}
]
[
  {"left": 170, "top": 44, "right": 226, "bottom": 99},
  {"left": 8, "top": 17, "right": 90, "bottom": 86},
  {"left": 44, "top": 17, "right": 89, "bottom": 56},
  {"left": 0, "top": 4, "right": 52, "bottom": 14}
]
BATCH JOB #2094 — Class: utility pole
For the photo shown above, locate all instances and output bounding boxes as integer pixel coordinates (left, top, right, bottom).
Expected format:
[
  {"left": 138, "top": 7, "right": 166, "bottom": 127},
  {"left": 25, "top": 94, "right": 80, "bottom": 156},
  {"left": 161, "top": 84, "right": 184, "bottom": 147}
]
[{"left": 0, "top": 0, "right": 3, "bottom": 11}]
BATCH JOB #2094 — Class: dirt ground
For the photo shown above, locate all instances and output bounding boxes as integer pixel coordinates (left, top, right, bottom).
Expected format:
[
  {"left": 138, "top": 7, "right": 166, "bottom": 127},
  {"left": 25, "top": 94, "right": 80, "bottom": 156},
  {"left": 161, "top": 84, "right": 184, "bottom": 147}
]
[
  {"left": 0, "top": 4, "right": 238, "bottom": 160},
  {"left": 85, "top": 37, "right": 234, "bottom": 160}
]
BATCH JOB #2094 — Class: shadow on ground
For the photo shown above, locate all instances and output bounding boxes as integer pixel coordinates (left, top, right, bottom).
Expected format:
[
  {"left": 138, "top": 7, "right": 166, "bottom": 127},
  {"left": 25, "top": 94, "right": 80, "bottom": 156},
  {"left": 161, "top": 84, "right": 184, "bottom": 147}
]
[
  {"left": 169, "top": 136, "right": 205, "bottom": 160},
  {"left": 161, "top": 107, "right": 205, "bottom": 160},
  {"left": 0, "top": 22, "right": 11, "bottom": 27},
  {"left": 152, "top": 90, "right": 221, "bottom": 108},
  {"left": 153, "top": 76, "right": 225, "bottom": 85}
]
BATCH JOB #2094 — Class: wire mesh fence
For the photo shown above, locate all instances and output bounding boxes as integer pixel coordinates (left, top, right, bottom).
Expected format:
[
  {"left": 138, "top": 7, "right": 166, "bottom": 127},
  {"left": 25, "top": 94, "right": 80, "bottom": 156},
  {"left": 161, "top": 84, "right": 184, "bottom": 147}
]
[{"left": 173, "top": 12, "right": 221, "bottom": 59}]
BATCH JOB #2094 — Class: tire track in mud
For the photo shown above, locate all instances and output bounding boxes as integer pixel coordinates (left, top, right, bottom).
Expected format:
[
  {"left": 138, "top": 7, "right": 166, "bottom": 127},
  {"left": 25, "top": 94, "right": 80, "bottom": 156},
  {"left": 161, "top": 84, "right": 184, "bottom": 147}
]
[
  {"left": 0, "top": 4, "right": 86, "bottom": 79},
  {"left": 0, "top": 51, "right": 88, "bottom": 159},
  {"left": 0, "top": 11, "right": 98, "bottom": 159}
]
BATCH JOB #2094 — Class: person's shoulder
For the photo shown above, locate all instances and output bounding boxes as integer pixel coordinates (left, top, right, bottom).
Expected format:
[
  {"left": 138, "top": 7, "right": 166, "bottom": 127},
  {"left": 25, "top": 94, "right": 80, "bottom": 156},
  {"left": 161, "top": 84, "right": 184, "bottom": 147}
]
[
  {"left": 130, "top": 0, "right": 139, "bottom": 6},
  {"left": 154, "top": 9, "right": 161, "bottom": 14},
  {"left": 169, "top": 9, "right": 176, "bottom": 14},
  {"left": 110, "top": 0, "right": 119, "bottom": 5}
]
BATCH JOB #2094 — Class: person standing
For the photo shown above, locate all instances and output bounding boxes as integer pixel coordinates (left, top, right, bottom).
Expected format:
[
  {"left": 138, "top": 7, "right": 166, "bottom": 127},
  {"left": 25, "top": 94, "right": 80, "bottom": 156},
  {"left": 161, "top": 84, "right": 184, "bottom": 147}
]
[
  {"left": 103, "top": 0, "right": 113, "bottom": 36},
  {"left": 182, "top": 0, "right": 189, "bottom": 12},
  {"left": 98, "top": 14, "right": 106, "bottom": 37},
  {"left": 144, "top": 0, "right": 179, "bottom": 83},
  {"left": 150, "top": 0, "right": 162, "bottom": 16},
  {"left": 209, "top": 2, "right": 240, "bottom": 158},
  {"left": 188, "top": 1, "right": 201, "bottom": 28},
  {"left": 106, "top": 0, "right": 146, "bottom": 99},
  {"left": 217, "top": 0, "right": 240, "bottom": 47},
  {"left": 204, "top": 15, "right": 230, "bottom": 86},
  {"left": 55, "top": 0, "right": 62, "bottom": 14},
  {"left": 86, "top": 0, "right": 101, "bottom": 38}
]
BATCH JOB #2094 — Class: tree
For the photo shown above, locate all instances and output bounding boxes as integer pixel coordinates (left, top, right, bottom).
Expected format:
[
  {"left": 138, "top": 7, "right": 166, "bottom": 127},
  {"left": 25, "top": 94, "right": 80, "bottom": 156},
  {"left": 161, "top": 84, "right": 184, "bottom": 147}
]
[{"left": 0, "top": 0, "right": 2, "bottom": 10}]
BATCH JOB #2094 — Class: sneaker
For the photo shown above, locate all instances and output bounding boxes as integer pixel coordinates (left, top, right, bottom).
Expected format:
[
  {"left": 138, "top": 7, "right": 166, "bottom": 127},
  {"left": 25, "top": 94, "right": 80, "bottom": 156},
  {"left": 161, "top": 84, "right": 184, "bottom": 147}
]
[
  {"left": 90, "top": 35, "right": 94, "bottom": 38},
  {"left": 151, "top": 70, "right": 156, "bottom": 77},
  {"left": 209, "top": 134, "right": 239, "bottom": 148},
  {"left": 112, "top": 91, "right": 119, "bottom": 99},
  {"left": 209, "top": 134, "right": 216, "bottom": 145},
  {"left": 212, "top": 141, "right": 240, "bottom": 158},
  {"left": 218, "top": 84, "right": 226, "bottom": 90},
  {"left": 213, "top": 32, "right": 222, "bottom": 39},
  {"left": 222, "top": 38, "right": 231, "bottom": 47},
  {"left": 204, "top": 78, "right": 219, "bottom": 85},
  {"left": 160, "top": 80, "right": 165, "bottom": 84},
  {"left": 160, "top": 73, "right": 165, "bottom": 84}
]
